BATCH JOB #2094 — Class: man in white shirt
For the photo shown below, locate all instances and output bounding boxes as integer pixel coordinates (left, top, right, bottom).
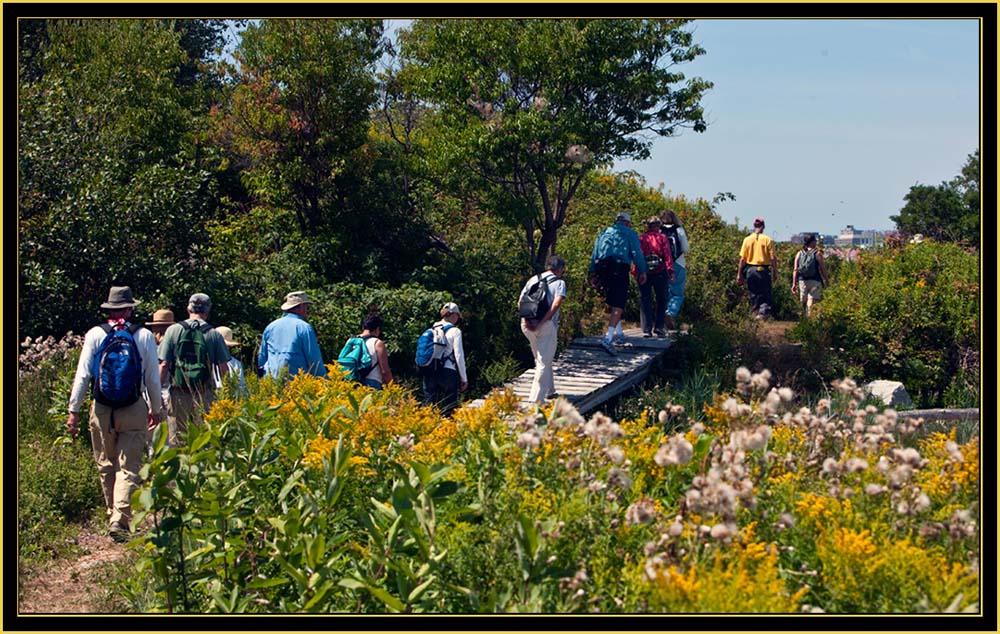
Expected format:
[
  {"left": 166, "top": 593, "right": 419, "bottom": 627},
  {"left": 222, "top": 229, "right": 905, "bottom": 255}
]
[
  {"left": 519, "top": 255, "right": 567, "bottom": 405},
  {"left": 65, "top": 286, "right": 164, "bottom": 543},
  {"left": 421, "top": 302, "right": 468, "bottom": 416}
]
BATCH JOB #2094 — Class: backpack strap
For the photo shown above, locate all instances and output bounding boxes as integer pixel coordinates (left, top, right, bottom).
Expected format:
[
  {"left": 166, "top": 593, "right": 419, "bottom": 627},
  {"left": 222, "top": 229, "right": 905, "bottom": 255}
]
[{"left": 361, "top": 335, "right": 379, "bottom": 373}]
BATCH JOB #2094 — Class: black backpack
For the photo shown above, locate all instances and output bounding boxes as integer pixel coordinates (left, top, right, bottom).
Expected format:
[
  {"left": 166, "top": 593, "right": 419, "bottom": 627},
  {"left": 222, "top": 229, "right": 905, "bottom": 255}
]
[
  {"left": 662, "top": 225, "right": 683, "bottom": 262},
  {"left": 518, "top": 273, "right": 552, "bottom": 321}
]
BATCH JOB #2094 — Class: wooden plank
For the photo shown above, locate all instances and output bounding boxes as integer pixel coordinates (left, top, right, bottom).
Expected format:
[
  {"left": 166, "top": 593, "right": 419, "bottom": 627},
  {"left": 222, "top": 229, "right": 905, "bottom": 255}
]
[{"left": 467, "top": 330, "right": 673, "bottom": 412}]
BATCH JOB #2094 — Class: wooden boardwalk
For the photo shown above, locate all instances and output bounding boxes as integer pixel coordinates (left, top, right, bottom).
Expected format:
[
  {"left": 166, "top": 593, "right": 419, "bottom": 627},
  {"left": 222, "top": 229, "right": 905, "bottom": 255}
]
[{"left": 468, "top": 327, "right": 675, "bottom": 414}]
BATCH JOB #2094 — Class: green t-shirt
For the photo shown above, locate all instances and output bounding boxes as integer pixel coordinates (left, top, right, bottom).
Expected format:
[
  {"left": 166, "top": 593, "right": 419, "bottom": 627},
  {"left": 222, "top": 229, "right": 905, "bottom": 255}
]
[{"left": 158, "top": 319, "right": 231, "bottom": 367}]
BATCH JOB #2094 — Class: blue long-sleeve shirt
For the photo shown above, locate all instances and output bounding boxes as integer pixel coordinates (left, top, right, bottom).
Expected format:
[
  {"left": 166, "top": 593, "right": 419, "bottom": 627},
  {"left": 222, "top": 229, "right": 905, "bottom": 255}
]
[
  {"left": 258, "top": 313, "right": 328, "bottom": 379},
  {"left": 589, "top": 221, "right": 648, "bottom": 274}
]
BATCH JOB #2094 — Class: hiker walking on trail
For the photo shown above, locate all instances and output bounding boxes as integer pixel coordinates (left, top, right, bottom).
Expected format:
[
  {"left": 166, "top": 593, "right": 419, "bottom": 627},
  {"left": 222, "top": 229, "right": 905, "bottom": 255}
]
[
  {"left": 636, "top": 217, "right": 674, "bottom": 338},
  {"left": 337, "top": 313, "right": 393, "bottom": 390},
  {"left": 660, "top": 209, "right": 690, "bottom": 330},
  {"left": 213, "top": 326, "right": 247, "bottom": 396},
  {"left": 419, "top": 302, "right": 467, "bottom": 416},
  {"left": 791, "top": 234, "right": 829, "bottom": 318},
  {"left": 65, "top": 286, "right": 164, "bottom": 543},
  {"left": 158, "top": 293, "right": 230, "bottom": 447},
  {"left": 145, "top": 308, "right": 175, "bottom": 345},
  {"left": 737, "top": 216, "right": 778, "bottom": 319},
  {"left": 589, "top": 212, "right": 647, "bottom": 355},
  {"left": 258, "top": 291, "right": 328, "bottom": 380},
  {"left": 519, "top": 255, "right": 568, "bottom": 405}
]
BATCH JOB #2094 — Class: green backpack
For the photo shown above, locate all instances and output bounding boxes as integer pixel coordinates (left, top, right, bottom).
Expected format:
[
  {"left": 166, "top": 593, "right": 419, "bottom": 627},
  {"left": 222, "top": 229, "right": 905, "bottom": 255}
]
[{"left": 172, "top": 320, "right": 214, "bottom": 389}]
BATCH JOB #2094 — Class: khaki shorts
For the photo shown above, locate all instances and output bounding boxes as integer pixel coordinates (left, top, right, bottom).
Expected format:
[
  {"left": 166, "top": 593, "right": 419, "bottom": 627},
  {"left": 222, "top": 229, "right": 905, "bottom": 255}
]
[{"left": 798, "top": 279, "right": 823, "bottom": 302}]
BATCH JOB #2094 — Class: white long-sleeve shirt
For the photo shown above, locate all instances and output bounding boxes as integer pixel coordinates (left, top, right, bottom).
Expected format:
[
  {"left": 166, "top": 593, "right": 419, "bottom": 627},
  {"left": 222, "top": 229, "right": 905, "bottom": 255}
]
[
  {"left": 435, "top": 320, "right": 467, "bottom": 383},
  {"left": 68, "top": 323, "right": 163, "bottom": 414}
]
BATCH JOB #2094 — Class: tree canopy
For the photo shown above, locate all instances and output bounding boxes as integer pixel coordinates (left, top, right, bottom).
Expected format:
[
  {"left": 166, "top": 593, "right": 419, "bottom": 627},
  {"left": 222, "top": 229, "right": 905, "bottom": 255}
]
[
  {"left": 397, "top": 19, "right": 712, "bottom": 267},
  {"left": 890, "top": 150, "right": 980, "bottom": 247}
]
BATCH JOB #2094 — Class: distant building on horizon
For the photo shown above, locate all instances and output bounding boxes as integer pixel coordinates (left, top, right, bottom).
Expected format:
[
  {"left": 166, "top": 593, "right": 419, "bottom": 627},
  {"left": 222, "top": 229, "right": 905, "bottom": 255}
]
[
  {"left": 790, "top": 232, "right": 838, "bottom": 246},
  {"left": 835, "top": 225, "right": 885, "bottom": 248}
]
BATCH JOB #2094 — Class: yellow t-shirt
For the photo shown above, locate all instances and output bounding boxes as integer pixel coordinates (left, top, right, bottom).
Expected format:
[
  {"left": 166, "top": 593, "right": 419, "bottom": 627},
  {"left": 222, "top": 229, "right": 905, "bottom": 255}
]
[{"left": 740, "top": 232, "right": 776, "bottom": 265}]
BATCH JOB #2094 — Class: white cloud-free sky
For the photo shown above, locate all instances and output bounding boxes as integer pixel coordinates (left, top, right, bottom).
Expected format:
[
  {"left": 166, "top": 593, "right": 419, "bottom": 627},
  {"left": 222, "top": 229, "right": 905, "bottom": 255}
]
[{"left": 612, "top": 19, "right": 982, "bottom": 240}]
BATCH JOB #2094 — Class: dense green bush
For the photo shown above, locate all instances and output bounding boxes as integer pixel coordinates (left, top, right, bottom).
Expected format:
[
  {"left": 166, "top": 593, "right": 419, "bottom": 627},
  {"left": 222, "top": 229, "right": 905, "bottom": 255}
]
[
  {"left": 18, "top": 335, "right": 102, "bottom": 574},
  {"left": 791, "top": 240, "right": 979, "bottom": 408}
]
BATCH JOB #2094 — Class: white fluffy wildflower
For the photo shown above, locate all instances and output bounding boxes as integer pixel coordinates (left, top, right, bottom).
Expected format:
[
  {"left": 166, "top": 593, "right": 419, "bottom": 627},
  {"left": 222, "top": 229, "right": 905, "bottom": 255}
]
[
  {"left": 710, "top": 524, "right": 733, "bottom": 541},
  {"left": 624, "top": 497, "right": 658, "bottom": 526},
  {"left": 945, "top": 441, "right": 964, "bottom": 462},
  {"left": 588, "top": 480, "right": 607, "bottom": 493},
  {"left": 913, "top": 492, "right": 932, "bottom": 513},
  {"left": 604, "top": 446, "right": 625, "bottom": 465},
  {"left": 735, "top": 366, "right": 752, "bottom": 383},
  {"left": 750, "top": 370, "right": 772, "bottom": 391},
  {"left": 396, "top": 433, "right": 415, "bottom": 451},
  {"left": 517, "top": 430, "right": 542, "bottom": 451},
  {"left": 608, "top": 467, "right": 633, "bottom": 491},
  {"left": 655, "top": 434, "right": 694, "bottom": 466},
  {"left": 668, "top": 518, "right": 684, "bottom": 537},
  {"left": 821, "top": 458, "right": 840, "bottom": 476},
  {"left": 551, "top": 398, "right": 585, "bottom": 428},
  {"left": 864, "top": 483, "right": 887, "bottom": 496},
  {"left": 777, "top": 387, "right": 795, "bottom": 402},
  {"left": 816, "top": 398, "right": 832, "bottom": 415},
  {"left": 844, "top": 457, "right": 869, "bottom": 474}
]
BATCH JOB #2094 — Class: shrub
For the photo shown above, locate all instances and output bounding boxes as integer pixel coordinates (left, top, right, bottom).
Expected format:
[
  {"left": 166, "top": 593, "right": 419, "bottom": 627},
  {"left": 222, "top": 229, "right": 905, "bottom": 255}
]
[
  {"left": 128, "top": 365, "right": 978, "bottom": 614},
  {"left": 791, "top": 241, "right": 979, "bottom": 408}
]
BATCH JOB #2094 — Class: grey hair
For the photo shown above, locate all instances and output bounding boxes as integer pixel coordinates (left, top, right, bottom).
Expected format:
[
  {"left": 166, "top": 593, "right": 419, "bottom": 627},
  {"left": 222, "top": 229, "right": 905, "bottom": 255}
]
[{"left": 545, "top": 255, "right": 566, "bottom": 271}]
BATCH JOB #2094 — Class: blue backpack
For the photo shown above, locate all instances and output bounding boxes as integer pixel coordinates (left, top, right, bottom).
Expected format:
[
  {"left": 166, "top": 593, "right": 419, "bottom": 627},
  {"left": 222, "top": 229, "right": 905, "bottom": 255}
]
[
  {"left": 337, "top": 335, "right": 378, "bottom": 382},
  {"left": 414, "top": 323, "right": 453, "bottom": 373},
  {"left": 90, "top": 323, "right": 144, "bottom": 408}
]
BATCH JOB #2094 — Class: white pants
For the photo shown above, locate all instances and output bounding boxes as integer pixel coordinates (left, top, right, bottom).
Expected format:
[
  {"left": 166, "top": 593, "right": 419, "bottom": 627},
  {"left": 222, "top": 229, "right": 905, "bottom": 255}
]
[{"left": 521, "top": 320, "right": 557, "bottom": 404}]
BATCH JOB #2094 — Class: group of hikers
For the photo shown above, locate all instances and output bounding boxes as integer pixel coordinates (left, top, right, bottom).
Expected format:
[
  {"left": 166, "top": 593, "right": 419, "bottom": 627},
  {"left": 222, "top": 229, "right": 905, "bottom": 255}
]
[{"left": 62, "top": 208, "right": 829, "bottom": 544}]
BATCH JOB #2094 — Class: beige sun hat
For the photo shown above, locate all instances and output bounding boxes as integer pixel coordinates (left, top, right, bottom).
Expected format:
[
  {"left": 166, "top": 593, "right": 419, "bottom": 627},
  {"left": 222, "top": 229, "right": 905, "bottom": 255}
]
[
  {"left": 100, "top": 286, "right": 140, "bottom": 310},
  {"left": 281, "top": 291, "right": 313, "bottom": 311},
  {"left": 146, "top": 308, "right": 175, "bottom": 326},
  {"left": 215, "top": 326, "right": 240, "bottom": 347}
]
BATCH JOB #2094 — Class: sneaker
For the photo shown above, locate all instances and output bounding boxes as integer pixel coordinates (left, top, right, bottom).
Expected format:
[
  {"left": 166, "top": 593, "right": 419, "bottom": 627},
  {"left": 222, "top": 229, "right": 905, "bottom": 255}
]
[
  {"left": 600, "top": 337, "right": 618, "bottom": 356},
  {"left": 642, "top": 331, "right": 652, "bottom": 338},
  {"left": 614, "top": 334, "right": 626, "bottom": 346},
  {"left": 109, "top": 521, "right": 130, "bottom": 543},
  {"left": 653, "top": 329, "right": 666, "bottom": 338}
]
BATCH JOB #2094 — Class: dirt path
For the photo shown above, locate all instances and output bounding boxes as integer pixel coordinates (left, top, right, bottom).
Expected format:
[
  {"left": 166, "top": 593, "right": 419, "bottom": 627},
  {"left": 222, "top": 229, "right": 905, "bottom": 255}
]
[{"left": 18, "top": 519, "right": 129, "bottom": 614}]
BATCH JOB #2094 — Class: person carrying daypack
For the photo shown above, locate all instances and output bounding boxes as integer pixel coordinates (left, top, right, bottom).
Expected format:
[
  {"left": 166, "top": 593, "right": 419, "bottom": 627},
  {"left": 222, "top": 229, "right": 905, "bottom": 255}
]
[
  {"left": 66, "top": 286, "right": 164, "bottom": 543},
  {"left": 659, "top": 209, "right": 691, "bottom": 331},
  {"left": 635, "top": 217, "right": 675, "bottom": 338},
  {"left": 588, "top": 212, "right": 648, "bottom": 355},
  {"left": 791, "top": 233, "right": 829, "bottom": 318},
  {"left": 338, "top": 313, "right": 392, "bottom": 389},
  {"left": 417, "top": 302, "right": 467, "bottom": 416},
  {"left": 158, "top": 293, "right": 230, "bottom": 447},
  {"left": 519, "top": 255, "right": 568, "bottom": 405}
]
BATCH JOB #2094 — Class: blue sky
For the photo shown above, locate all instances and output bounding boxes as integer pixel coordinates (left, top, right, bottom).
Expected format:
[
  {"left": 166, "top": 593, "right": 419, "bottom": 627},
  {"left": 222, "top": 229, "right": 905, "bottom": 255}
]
[{"left": 612, "top": 19, "right": 982, "bottom": 241}]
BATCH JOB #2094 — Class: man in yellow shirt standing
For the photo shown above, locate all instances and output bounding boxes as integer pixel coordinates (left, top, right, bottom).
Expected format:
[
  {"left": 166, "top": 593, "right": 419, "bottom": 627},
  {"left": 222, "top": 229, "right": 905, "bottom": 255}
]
[{"left": 736, "top": 216, "right": 778, "bottom": 319}]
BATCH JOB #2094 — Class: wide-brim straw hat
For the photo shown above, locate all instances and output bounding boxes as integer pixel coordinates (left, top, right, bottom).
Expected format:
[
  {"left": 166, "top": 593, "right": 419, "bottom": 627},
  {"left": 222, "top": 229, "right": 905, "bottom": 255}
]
[
  {"left": 281, "top": 291, "right": 313, "bottom": 311},
  {"left": 215, "top": 326, "right": 240, "bottom": 347},
  {"left": 100, "top": 286, "right": 140, "bottom": 310},
  {"left": 146, "top": 308, "right": 175, "bottom": 326}
]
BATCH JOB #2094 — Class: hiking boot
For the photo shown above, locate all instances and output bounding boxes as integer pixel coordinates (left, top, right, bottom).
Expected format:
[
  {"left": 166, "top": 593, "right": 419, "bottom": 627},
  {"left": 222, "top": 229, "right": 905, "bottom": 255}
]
[
  {"left": 109, "top": 520, "right": 130, "bottom": 544},
  {"left": 642, "top": 331, "right": 652, "bottom": 338},
  {"left": 614, "top": 334, "right": 627, "bottom": 346},
  {"left": 654, "top": 328, "right": 666, "bottom": 338},
  {"left": 600, "top": 337, "right": 618, "bottom": 356}
]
